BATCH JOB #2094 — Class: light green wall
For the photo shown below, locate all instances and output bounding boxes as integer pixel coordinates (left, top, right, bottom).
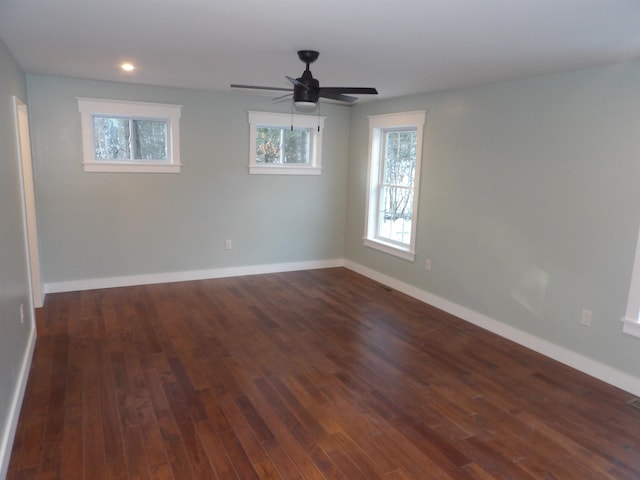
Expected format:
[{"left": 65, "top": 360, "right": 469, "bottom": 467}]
[
  {"left": 26, "top": 75, "right": 351, "bottom": 283},
  {"left": 0, "top": 38, "right": 31, "bottom": 474},
  {"left": 346, "top": 62, "right": 640, "bottom": 377}
]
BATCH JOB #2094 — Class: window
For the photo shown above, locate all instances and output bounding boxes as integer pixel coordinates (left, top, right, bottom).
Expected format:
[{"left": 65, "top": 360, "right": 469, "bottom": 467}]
[
  {"left": 78, "top": 98, "right": 181, "bottom": 173},
  {"left": 248, "top": 111, "right": 325, "bottom": 175},
  {"left": 364, "top": 111, "right": 426, "bottom": 261}
]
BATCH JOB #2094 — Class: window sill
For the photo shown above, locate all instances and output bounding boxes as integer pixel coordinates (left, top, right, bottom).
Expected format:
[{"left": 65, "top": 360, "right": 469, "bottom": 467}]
[
  {"left": 622, "top": 317, "right": 640, "bottom": 338},
  {"left": 83, "top": 162, "right": 181, "bottom": 173},
  {"left": 249, "top": 165, "right": 322, "bottom": 176},
  {"left": 363, "top": 238, "right": 415, "bottom": 262}
]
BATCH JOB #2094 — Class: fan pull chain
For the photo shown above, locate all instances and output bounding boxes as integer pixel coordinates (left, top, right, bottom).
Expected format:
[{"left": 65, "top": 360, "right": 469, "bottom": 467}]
[
  {"left": 291, "top": 100, "right": 294, "bottom": 131},
  {"left": 317, "top": 102, "right": 321, "bottom": 132}
]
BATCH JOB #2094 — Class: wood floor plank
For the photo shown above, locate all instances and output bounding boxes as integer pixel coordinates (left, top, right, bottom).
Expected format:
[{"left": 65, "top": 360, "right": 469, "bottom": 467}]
[
  {"left": 122, "top": 426, "right": 152, "bottom": 480},
  {"left": 253, "top": 459, "right": 284, "bottom": 480},
  {"left": 81, "top": 340, "right": 107, "bottom": 480},
  {"left": 58, "top": 406, "right": 82, "bottom": 480},
  {"left": 219, "top": 395, "right": 269, "bottom": 466},
  {"left": 156, "top": 407, "right": 194, "bottom": 479},
  {"left": 161, "top": 380, "right": 217, "bottom": 480},
  {"left": 193, "top": 419, "right": 234, "bottom": 480},
  {"left": 7, "top": 268, "right": 640, "bottom": 479},
  {"left": 140, "top": 420, "right": 172, "bottom": 478},
  {"left": 261, "top": 437, "right": 304, "bottom": 480},
  {"left": 219, "top": 430, "right": 261, "bottom": 480}
]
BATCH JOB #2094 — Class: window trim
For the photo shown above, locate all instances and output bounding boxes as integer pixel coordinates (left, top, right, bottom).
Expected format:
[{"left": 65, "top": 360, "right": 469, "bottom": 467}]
[
  {"left": 364, "top": 110, "right": 426, "bottom": 262},
  {"left": 77, "top": 97, "right": 182, "bottom": 173},
  {"left": 248, "top": 111, "right": 325, "bottom": 175},
  {"left": 622, "top": 226, "right": 640, "bottom": 338}
]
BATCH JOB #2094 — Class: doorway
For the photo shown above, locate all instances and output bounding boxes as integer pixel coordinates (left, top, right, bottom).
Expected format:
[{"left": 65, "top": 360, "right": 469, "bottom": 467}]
[{"left": 13, "top": 96, "right": 43, "bottom": 308}]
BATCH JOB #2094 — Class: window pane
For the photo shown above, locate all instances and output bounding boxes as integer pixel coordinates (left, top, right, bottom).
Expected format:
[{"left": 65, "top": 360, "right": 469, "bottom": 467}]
[
  {"left": 378, "top": 185, "right": 413, "bottom": 243},
  {"left": 283, "top": 128, "right": 310, "bottom": 164},
  {"left": 256, "top": 126, "right": 310, "bottom": 164},
  {"left": 383, "top": 130, "right": 416, "bottom": 186},
  {"left": 93, "top": 116, "right": 130, "bottom": 160},
  {"left": 256, "top": 127, "right": 281, "bottom": 163},
  {"left": 133, "top": 120, "right": 168, "bottom": 160}
]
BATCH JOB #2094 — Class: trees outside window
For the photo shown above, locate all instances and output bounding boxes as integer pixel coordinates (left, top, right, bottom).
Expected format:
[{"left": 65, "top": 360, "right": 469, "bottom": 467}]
[
  {"left": 256, "top": 127, "right": 309, "bottom": 164},
  {"left": 93, "top": 117, "right": 168, "bottom": 161}
]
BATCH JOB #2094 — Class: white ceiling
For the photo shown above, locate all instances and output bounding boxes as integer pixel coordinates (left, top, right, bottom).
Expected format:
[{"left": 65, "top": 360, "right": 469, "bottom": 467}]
[{"left": 1, "top": 0, "right": 640, "bottom": 102}]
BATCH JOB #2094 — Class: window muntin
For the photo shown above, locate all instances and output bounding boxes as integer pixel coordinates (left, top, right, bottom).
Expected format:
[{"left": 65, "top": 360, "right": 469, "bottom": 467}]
[
  {"left": 365, "top": 111, "right": 426, "bottom": 261},
  {"left": 248, "top": 111, "right": 324, "bottom": 175},
  {"left": 78, "top": 98, "right": 181, "bottom": 173}
]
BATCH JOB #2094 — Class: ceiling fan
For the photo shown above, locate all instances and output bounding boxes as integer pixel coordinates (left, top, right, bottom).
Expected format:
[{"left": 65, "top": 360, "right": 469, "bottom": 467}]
[{"left": 231, "top": 50, "right": 378, "bottom": 110}]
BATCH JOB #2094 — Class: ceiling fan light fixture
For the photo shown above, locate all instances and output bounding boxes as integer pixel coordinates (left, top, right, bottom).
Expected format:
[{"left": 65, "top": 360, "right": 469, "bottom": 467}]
[{"left": 294, "top": 100, "right": 317, "bottom": 111}]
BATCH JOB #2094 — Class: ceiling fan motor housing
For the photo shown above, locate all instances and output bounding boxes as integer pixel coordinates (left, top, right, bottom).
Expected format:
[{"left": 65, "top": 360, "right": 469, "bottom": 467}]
[{"left": 293, "top": 70, "right": 320, "bottom": 103}]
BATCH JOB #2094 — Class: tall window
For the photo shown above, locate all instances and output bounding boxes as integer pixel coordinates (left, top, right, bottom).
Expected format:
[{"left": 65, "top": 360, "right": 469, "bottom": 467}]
[
  {"left": 78, "top": 98, "right": 182, "bottom": 173},
  {"left": 365, "top": 111, "right": 426, "bottom": 261}
]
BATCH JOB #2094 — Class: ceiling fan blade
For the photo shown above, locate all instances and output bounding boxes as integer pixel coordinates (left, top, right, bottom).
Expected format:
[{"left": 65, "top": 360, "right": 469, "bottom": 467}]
[
  {"left": 320, "top": 87, "right": 378, "bottom": 95},
  {"left": 230, "top": 84, "right": 292, "bottom": 92},
  {"left": 286, "top": 76, "right": 311, "bottom": 91},
  {"left": 318, "top": 90, "right": 358, "bottom": 103},
  {"left": 272, "top": 92, "right": 293, "bottom": 103}
]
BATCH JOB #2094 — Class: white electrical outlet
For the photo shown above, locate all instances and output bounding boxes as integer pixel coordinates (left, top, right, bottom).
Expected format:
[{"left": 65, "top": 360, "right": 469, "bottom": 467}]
[
  {"left": 425, "top": 259, "right": 432, "bottom": 271},
  {"left": 225, "top": 239, "right": 232, "bottom": 250},
  {"left": 19, "top": 304, "right": 24, "bottom": 324},
  {"left": 580, "top": 309, "right": 592, "bottom": 327}
]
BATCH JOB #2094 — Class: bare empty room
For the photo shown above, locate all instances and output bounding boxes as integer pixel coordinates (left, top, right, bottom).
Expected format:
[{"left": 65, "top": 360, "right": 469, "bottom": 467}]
[{"left": 1, "top": 1, "right": 640, "bottom": 478}]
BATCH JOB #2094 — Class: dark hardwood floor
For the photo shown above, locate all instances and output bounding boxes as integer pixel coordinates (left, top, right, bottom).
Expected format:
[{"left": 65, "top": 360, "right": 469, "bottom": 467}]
[{"left": 7, "top": 268, "right": 640, "bottom": 479}]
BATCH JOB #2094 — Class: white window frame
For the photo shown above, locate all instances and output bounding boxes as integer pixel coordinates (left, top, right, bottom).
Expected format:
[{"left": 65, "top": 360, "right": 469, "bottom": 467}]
[
  {"left": 248, "top": 111, "right": 324, "bottom": 175},
  {"left": 622, "top": 227, "right": 640, "bottom": 338},
  {"left": 78, "top": 97, "right": 182, "bottom": 173},
  {"left": 364, "top": 110, "right": 426, "bottom": 262}
]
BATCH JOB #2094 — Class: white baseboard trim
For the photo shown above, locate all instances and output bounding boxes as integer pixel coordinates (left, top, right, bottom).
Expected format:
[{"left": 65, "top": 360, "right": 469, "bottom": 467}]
[
  {"left": 0, "top": 325, "right": 36, "bottom": 480},
  {"left": 344, "top": 260, "right": 640, "bottom": 397},
  {"left": 44, "top": 259, "right": 345, "bottom": 294}
]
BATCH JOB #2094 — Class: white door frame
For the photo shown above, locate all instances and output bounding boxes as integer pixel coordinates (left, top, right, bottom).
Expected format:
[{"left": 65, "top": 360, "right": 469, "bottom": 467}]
[{"left": 13, "top": 96, "right": 44, "bottom": 308}]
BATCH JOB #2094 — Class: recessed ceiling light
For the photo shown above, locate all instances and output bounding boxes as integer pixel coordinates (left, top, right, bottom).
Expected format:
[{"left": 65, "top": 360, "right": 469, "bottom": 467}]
[{"left": 120, "top": 62, "right": 135, "bottom": 72}]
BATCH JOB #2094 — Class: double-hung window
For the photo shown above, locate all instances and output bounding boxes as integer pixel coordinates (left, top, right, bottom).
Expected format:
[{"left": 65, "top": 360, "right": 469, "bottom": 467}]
[
  {"left": 78, "top": 98, "right": 182, "bottom": 173},
  {"left": 364, "top": 111, "right": 426, "bottom": 261},
  {"left": 248, "top": 111, "right": 324, "bottom": 175}
]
